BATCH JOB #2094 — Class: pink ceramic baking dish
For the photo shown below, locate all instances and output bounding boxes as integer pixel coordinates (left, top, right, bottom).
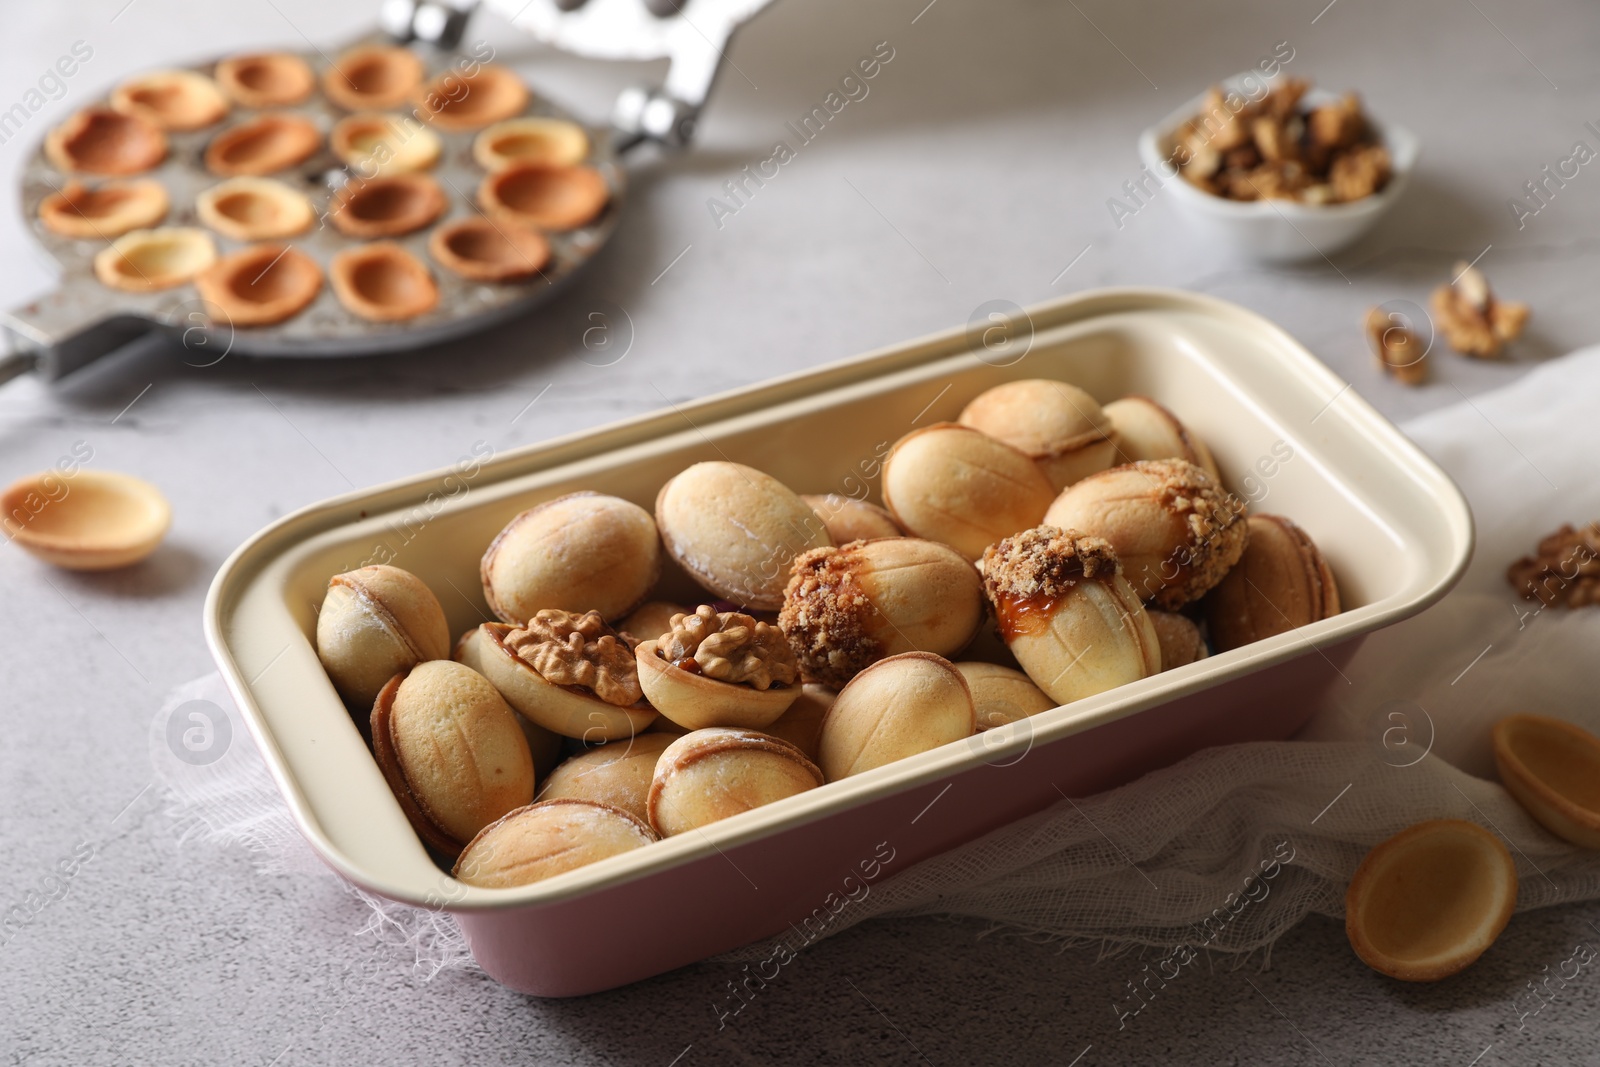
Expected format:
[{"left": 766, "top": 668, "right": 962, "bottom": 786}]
[{"left": 204, "top": 288, "right": 1473, "bottom": 996}]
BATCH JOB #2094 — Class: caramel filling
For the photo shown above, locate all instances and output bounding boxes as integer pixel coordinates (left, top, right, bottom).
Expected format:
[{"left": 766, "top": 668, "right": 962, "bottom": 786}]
[{"left": 993, "top": 591, "right": 1064, "bottom": 641}]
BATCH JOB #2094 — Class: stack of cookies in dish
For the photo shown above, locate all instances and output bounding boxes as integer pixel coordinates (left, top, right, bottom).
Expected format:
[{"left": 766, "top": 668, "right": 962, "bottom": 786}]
[{"left": 312, "top": 377, "right": 1341, "bottom": 889}]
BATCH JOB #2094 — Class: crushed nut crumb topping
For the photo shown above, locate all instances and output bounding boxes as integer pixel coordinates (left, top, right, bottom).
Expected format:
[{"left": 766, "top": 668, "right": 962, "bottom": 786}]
[
  {"left": 778, "top": 546, "right": 882, "bottom": 689},
  {"left": 981, "top": 526, "right": 1122, "bottom": 604}
]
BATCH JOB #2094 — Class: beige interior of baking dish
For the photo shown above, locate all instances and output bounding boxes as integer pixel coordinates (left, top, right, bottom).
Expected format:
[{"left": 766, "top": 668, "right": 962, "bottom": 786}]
[{"left": 206, "top": 288, "right": 1473, "bottom": 909}]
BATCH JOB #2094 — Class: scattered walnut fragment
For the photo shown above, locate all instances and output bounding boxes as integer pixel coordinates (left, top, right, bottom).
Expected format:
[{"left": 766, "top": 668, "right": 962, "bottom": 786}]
[
  {"left": 1174, "top": 80, "right": 1389, "bottom": 204},
  {"left": 1506, "top": 523, "right": 1600, "bottom": 609},
  {"left": 1430, "top": 262, "right": 1530, "bottom": 359},
  {"left": 1364, "top": 306, "right": 1428, "bottom": 385}
]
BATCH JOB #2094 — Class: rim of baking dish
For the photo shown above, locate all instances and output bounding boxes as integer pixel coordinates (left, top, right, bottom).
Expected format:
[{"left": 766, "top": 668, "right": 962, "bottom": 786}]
[{"left": 204, "top": 286, "right": 1473, "bottom": 911}]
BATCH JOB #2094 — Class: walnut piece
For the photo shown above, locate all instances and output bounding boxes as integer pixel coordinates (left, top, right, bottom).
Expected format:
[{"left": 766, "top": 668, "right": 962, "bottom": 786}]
[
  {"left": 1430, "top": 263, "right": 1530, "bottom": 359},
  {"left": 660, "top": 604, "right": 798, "bottom": 691},
  {"left": 1172, "top": 80, "right": 1388, "bottom": 205},
  {"left": 1308, "top": 94, "right": 1364, "bottom": 150},
  {"left": 1506, "top": 522, "right": 1600, "bottom": 609},
  {"left": 505, "top": 609, "right": 642, "bottom": 706},
  {"left": 1329, "top": 144, "right": 1390, "bottom": 201},
  {"left": 1364, "top": 306, "right": 1428, "bottom": 385}
]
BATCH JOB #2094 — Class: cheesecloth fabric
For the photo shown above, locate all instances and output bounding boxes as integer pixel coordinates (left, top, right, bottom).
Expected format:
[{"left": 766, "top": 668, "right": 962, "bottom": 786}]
[{"left": 150, "top": 346, "right": 1600, "bottom": 979}]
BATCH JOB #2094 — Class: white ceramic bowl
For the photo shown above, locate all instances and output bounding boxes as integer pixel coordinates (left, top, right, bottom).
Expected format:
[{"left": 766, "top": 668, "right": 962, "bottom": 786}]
[{"left": 1137, "top": 73, "right": 1418, "bottom": 263}]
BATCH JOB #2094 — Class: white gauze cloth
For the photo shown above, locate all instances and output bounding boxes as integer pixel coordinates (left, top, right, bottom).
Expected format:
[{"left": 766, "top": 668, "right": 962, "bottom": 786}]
[{"left": 151, "top": 346, "right": 1600, "bottom": 977}]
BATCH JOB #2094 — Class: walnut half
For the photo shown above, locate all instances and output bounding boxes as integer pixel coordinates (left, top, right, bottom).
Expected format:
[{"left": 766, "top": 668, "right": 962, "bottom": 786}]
[
  {"left": 505, "top": 609, "right": 642, "bottom": 706},
  {"left": 660, "top": 605, "right": 798, "bottom": 691}
]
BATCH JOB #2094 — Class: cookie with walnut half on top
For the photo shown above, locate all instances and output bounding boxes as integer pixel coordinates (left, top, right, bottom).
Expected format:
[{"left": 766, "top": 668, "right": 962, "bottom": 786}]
[{"left": 635, "top": 605, "right": 801, "bottom": 731}]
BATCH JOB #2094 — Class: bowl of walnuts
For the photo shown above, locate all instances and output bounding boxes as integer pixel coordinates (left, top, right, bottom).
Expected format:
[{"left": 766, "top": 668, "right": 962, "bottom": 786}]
[{"left": 1138, "top": 73, "right": 1419, "bottom": 262}]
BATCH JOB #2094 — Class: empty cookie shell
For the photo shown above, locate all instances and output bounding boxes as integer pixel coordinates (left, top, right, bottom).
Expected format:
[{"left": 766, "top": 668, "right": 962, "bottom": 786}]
[
  {"left": 195, "top": 177, "right": 314, "bottom": 241},
  {"left": 110, "top": 69, "right": 228, "bottom": 131},
  {"left": 195, "top": 244, "right": 323, "bottom": 326},
  {"left": 323, "top": 45, "right": 425, "bottom": 111},
  {"left": 473, "top": 117, "right": 589, "bottom": 171},
  {"left": 45, "top": 108, "right": 167, "bottom": 176},
  {"left": 329, "top": 173, "right": 446, "bottom": 238},
  {"left": 1345, "top": 819, "right": 1517, "bottom": 982},
  {"left": 1492, "top": 714, "right": 1600, "bottom": 848},
  {"left": 428, "top": 217, "right": 550, "bottom": 282},
  {"left": 205, "top": 113, "right": 321, "bottom": 177},
  {"left": 454, "top": 799, "right": 658, "bottom": 889},
  {"left": 648, "top": 728, "right": 824, "bottom": 837},
  {"left": 479, "top": 162, "right": 609, "bottom": 231},
  {"left": 416, "top": 64, "right": 529, "bottom": 130},
  {"left": 39, "top": 179, "right": 168, "bottom": 239},
  {"left": 331, "top": 113, "right": 441, "bottom": 175},
  {"left": 330, "top": 242, "right": 438, "bottom": 322},
  {"left": 0, "top": 469, "right": 170, "bottom": 571},
  {"left": 93, "top": 227, "right": 216, "bottom": 293},
  {"left": 215, "top": 53, "right": 315, "bottom": 108}
]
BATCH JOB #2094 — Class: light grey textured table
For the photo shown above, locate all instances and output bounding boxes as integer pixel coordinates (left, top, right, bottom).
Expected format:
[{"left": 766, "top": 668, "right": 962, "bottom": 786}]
[{"left": 4, "top": 0, "right": 1599, "bottom": 1063}]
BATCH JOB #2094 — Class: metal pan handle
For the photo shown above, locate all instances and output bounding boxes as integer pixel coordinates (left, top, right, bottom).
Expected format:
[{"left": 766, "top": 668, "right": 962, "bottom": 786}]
[{"left": 2, "top": 291, "right": 159, "bottom": 383}]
